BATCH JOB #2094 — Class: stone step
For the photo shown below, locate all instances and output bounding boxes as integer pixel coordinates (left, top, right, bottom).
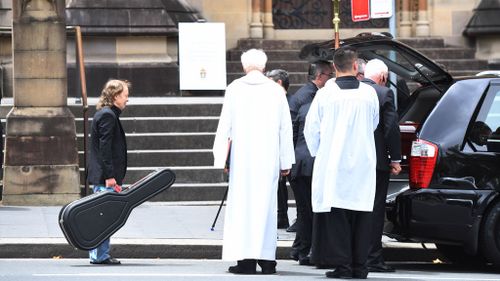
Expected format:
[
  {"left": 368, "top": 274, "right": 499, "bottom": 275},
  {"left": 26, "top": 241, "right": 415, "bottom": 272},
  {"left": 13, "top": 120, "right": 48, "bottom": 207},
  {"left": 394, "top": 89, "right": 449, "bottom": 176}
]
[
  {"left": 66, "top": 62, "right": 179, "bottom": 98},
  {"left": 80, "top": 166, "right": 225, "bottom": 185},
  {"left": 76, "top": 103, "right": 222, "bottom": 118},
  {"left": 227, "top": 61, "right": 309, "bottom": 73},
  {"left": 78, "top": 149, "right": 214, "bottom": 167},
  {"left": 435, "top": 59, "right": 489, "bottom": 70},
  {"left": 417, "top": 48, "right": 476, "bottom": 60},
  {"left": 77, "top": 133, "right": 215, "bottom": 150},
  {"left": 225, "top": 73, "right": 302, "bottom": 93},
  {"left": 235, "top": 37, "right": 445, "bottom": 51},
  {"left": 228, "top": 49, "right": 303, "bottom": 61},
  {"left": 229, "top": 47, "right": 474, "bottom": 61},
  {"left": 0, "top": 100, "right": 223, "bottom": 119},
  {"left": 128, "top": 167, "right": 224, "bottom": 184},
  {"left": 75, "top": 117, "right": 219, "bottom": 133},
  {"left": 0, "top": 62, "right": 181, "bottom": 99},
  {"left": 153, "top": 183, "right": 294, "bottom": 202},
  {"left": 228, "top": 58, "right": 488, "bottom": 74},
  {"left": 392, "top": 37, "right": 445, "bottom": 48},
  {"left": 150, "top": 183, "right": 228, "bottom": 201},
  {"left": 79, "top": 182, "right": 293, "bottom": 202},
  {"left": 227, "top": 72, "right": 307, "bottom": 85},
  {"left": 236, "top": 39, "right": 318, "bottom": 50}
]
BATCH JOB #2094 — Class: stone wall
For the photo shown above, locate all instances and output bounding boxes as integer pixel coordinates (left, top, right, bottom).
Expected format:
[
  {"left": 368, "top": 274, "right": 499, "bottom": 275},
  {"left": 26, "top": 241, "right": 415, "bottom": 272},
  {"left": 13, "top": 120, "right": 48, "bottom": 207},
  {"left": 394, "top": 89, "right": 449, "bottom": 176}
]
[
  {"left": 185, "top": 0, "right": 250, "bottom": 49},
  {"left": 429, "top": 0, "right": 481, "bottom": 46}
]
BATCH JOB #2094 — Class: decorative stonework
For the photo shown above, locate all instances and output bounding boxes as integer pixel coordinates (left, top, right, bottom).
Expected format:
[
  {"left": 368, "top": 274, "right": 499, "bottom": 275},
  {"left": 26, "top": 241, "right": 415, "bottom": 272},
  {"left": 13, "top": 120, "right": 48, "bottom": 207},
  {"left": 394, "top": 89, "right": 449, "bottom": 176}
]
[
  {"left": 15, "top": 0, "right": 62, "bottom": 21},
  {"left": 272, "top": 0, "right": 388, "bottom": 29},
  {"left": 2, "top": 0, "right": 80, "bottom": 205}
]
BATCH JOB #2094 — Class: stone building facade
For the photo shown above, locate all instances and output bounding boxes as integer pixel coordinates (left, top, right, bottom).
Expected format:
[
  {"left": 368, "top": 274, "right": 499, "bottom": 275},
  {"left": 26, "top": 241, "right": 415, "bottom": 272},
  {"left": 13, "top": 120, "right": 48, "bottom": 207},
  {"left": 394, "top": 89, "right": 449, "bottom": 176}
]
[
  {"left": 0, "top": 0, "right": 495, "bottom": 98},
  {"left": 189, "top": 0, "right": 481, "bottom": 46}
]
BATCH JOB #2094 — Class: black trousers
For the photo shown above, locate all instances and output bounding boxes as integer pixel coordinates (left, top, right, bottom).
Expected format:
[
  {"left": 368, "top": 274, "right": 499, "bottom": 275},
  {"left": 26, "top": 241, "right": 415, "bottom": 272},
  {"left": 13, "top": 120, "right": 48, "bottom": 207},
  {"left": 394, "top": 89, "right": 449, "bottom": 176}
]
[
  {"left": 311, "top": 207, "right": 372, "bottom": 273},
  {"left": 367, "top": 170, "right": 390, "bottom": 265},
  {"left": 277, "top": 175, "right": 289, "bottom": 220},
  {"left": 290, "top": 176, "right": 313, "bottom": 258}
]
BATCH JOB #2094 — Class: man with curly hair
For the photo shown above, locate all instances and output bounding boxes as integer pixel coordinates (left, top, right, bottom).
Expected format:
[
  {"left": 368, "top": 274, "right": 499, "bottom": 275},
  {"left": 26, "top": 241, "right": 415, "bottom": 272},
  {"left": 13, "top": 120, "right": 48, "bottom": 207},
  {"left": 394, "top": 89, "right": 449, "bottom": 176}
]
[{"left": 87, "top": 79, "right": 130, "bottom": 265}]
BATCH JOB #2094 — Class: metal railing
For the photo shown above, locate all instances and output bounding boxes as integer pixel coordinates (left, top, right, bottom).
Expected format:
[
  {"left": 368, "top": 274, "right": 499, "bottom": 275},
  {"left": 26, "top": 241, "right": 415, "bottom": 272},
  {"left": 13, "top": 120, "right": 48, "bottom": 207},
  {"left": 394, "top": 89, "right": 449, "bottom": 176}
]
[{"left": 68, "top": 26, "right": 89, "bottom": 196}]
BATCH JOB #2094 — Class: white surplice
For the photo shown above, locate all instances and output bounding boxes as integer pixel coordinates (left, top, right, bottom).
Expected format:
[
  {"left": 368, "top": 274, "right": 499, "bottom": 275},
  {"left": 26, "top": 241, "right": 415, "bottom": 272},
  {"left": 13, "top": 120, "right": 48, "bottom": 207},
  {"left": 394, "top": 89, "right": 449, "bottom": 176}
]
[
  {"left": 213, "top": 70, "right": 295, "bottom": 261},
  {"left": 304, "top": 80, "right": 379, "bottom": 213}
]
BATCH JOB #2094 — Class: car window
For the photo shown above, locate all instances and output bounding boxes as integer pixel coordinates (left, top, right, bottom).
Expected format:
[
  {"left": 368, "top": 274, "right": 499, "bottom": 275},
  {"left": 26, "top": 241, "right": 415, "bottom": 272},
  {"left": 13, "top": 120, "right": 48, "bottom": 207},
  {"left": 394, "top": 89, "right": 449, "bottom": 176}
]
[
  {"left": 399, "top": 87, "right": 441, "bottom": 124},
  {"left": 467, "top": 85, "right": 500, "bottom": 152},
  {"left": 357, "top": 45, "right": 448, "bottom": 85}
]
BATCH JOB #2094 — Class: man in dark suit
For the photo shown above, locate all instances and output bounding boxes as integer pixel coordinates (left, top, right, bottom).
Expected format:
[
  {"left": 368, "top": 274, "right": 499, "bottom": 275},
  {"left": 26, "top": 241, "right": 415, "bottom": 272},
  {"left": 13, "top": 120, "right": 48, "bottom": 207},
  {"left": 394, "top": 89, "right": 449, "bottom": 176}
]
[
  {"left": 289, "top": 101, "right": 315, "bottom": 265},
  {"left": 361, "top": 59, "right": 402, "bottom": 273},
  {"left": 289, "top": 60, "right": 333, "bottom": 122},
  {"left": 88, "top": 79, "right": 130, "bottom": 265},
  {"left": 288, "top": 60, "right": 333, "bottom": 260}
]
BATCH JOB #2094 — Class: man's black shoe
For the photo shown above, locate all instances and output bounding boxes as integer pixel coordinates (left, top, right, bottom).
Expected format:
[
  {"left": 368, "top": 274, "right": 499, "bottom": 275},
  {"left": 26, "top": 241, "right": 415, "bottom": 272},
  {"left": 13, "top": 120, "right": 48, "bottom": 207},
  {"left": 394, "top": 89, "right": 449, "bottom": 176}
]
[
  {"left": 228, "top": 259, "right": 257, "bottom": 274},
  {"left": 258, "top": 260, "right": 277, "bottom": 274},
  {"left": 228, "top": 265, "right": 257, "bottom": 274},
  {"left": 367, "top": 263, "right": 395, "bottom": 272},
  {"left": 325, "top": 269, "right": 352, "bottom": 279},
  {"left": 90, "top": 257, "right": 121, "bottom": 265}
]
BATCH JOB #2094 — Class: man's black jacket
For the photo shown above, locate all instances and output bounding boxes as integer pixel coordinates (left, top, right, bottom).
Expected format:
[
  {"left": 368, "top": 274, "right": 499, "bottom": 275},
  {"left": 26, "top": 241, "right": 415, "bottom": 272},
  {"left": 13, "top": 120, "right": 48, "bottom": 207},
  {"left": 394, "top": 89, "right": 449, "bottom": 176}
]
[
  {"left": 362, "top": 78, "right": 402, "bottom": 171},
  {"left": 288, "top": 81, "right": 318, "bottom": 122},
  {"left": 88, "top": 105, "right": 127, "bottom": 186},
  {"left": 291, "top": 102, "right": 314, "bottom": 178},
  {"left": 289, "top": 81, "right": 318, "bottom": 145}
]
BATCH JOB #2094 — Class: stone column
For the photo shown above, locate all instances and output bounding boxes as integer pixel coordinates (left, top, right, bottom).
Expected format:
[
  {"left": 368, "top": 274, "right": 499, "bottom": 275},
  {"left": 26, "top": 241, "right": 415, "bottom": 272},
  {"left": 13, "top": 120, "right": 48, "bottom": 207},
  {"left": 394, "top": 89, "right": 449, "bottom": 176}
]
[
  {"left": 416, "top": 0, "right": 430, "bottom": 36},
  {"left": 263, "top": 0, "right": 274, "bottom": 39},
  {"left": 249, "top": 0, "right": 263, "bottom": 38},
  {"left": 2, "top": 0, "right": 80, "bottom": 205},
  {"left": 399, "top": 0, "right": 412, "bottom": 37}
]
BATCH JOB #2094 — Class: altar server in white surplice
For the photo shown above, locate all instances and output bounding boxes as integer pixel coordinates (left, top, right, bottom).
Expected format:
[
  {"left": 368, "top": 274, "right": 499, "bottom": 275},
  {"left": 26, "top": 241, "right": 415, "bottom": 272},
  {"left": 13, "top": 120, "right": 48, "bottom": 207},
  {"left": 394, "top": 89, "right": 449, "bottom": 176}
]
[
  {"left": 213, "top": 49, "right": 295, "bottom": 275},
  {"left": 304, "top": 47, "right": 379, "bottom": 279}
]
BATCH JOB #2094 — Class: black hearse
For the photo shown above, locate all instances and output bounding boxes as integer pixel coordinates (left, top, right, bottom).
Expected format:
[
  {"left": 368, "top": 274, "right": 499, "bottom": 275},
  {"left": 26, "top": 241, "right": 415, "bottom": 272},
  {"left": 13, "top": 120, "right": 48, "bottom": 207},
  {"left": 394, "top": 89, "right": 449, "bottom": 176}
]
[{"left": 302, "top": 33, "right": 500, "bottom": 267}]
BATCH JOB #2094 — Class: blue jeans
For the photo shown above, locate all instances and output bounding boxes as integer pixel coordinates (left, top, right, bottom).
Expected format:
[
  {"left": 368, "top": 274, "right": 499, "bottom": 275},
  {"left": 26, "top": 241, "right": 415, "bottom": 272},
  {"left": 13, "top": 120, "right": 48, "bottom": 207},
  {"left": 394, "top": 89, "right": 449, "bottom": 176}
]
[{"left": 89, "top": 185, "right": 116, "bottom": 262}]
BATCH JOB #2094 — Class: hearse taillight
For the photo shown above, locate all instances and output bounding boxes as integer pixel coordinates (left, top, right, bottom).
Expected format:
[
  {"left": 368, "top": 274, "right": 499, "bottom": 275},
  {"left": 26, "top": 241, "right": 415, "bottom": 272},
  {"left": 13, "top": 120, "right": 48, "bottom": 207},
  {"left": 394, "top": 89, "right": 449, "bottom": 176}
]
[{"left": 409, "top": 139, "right": 438, "bottom": 189}]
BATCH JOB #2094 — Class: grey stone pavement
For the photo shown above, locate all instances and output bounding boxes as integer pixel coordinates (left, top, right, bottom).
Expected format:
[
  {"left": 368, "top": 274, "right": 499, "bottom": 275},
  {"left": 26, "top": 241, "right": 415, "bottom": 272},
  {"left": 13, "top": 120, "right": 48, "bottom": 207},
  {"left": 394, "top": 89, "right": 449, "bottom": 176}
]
[{"left": 0, "top": 201, "right": 442, "bottom": 262}]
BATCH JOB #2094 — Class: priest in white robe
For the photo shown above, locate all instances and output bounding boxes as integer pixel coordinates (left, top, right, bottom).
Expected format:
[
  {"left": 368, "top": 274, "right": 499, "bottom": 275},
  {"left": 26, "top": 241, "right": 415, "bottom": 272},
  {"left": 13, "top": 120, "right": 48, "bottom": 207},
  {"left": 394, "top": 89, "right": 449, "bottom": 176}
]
[
  {"left": 304, "top": 47, "right": 379, "bottom": 279},
  {"left": 213, "top": 49, "right": 295, "bottom": 275}
]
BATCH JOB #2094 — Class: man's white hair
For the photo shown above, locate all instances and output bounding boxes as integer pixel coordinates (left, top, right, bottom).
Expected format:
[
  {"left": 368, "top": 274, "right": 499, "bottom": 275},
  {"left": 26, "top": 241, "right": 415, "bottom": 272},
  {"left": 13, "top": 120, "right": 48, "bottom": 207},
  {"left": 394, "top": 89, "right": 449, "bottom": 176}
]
[
  {"left": 241, "top": 49, "right": 267, "bottom": 71},
  {"left": 364, "top": 58, "right": 388, "bottom": 79}
]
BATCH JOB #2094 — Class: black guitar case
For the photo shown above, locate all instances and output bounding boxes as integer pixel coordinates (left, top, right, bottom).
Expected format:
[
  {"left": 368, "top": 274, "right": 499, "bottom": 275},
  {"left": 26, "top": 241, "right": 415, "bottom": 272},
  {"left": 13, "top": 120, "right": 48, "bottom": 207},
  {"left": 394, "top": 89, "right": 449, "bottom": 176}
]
[{"left": 58, "top": 169, "right": 176, "bottom": 250}]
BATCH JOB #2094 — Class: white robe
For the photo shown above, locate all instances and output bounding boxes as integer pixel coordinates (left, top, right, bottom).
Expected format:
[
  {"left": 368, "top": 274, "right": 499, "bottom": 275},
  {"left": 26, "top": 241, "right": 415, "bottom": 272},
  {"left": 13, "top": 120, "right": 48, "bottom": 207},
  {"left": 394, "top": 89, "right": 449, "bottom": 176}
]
[
  {"left": 213, "top": 70, "right": 295, "bottom": 261},
  {"left": 304, "top": 81, "right": 379, "bottom": 213}
]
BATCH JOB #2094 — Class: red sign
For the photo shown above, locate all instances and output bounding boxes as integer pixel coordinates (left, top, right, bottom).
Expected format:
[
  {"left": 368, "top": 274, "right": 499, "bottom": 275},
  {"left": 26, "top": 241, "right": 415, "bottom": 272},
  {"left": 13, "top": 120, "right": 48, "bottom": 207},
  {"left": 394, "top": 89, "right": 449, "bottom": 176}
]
[{"left": 351, "top": 0, "right": 370, "bottom": 22}]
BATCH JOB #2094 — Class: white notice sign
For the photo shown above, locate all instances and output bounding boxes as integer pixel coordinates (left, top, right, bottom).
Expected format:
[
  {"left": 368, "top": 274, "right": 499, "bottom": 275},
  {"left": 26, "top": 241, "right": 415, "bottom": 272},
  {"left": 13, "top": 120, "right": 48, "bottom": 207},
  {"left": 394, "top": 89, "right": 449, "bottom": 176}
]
[
  {"left": 370, "top": 0, "right": 393, "bottom": 19},
  {"left": 179, "top": 22, "right": 227, "bottom": 90}
]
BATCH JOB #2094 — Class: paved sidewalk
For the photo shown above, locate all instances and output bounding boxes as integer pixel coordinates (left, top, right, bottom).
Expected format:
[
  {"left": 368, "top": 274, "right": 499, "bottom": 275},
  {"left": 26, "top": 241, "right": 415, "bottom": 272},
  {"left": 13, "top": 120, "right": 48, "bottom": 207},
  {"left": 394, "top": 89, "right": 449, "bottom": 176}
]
[{"left": 0, "top": 202, "right": 440, "bottom": 261}]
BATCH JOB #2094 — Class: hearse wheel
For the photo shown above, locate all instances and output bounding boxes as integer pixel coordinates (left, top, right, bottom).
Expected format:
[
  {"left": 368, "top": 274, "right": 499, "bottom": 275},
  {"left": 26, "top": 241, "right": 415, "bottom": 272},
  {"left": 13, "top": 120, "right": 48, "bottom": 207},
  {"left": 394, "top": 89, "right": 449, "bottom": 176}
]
[
  {"left": 481, "top": 200, "right": 500, "bottom": 267},
  {"left": 436, "top": 244, "right": 485, "bottom": 266}
]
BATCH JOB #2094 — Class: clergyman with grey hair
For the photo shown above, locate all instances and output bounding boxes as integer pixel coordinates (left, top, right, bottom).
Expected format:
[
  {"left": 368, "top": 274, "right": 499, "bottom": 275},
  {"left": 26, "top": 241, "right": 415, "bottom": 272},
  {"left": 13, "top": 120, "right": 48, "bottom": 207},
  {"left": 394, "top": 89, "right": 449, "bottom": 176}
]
[
  {"left": 361, "top": 58, "right": 402, "bottom": 273},
  {"left": 212, "top": 49, "right": 295, "bottom": 274}
]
